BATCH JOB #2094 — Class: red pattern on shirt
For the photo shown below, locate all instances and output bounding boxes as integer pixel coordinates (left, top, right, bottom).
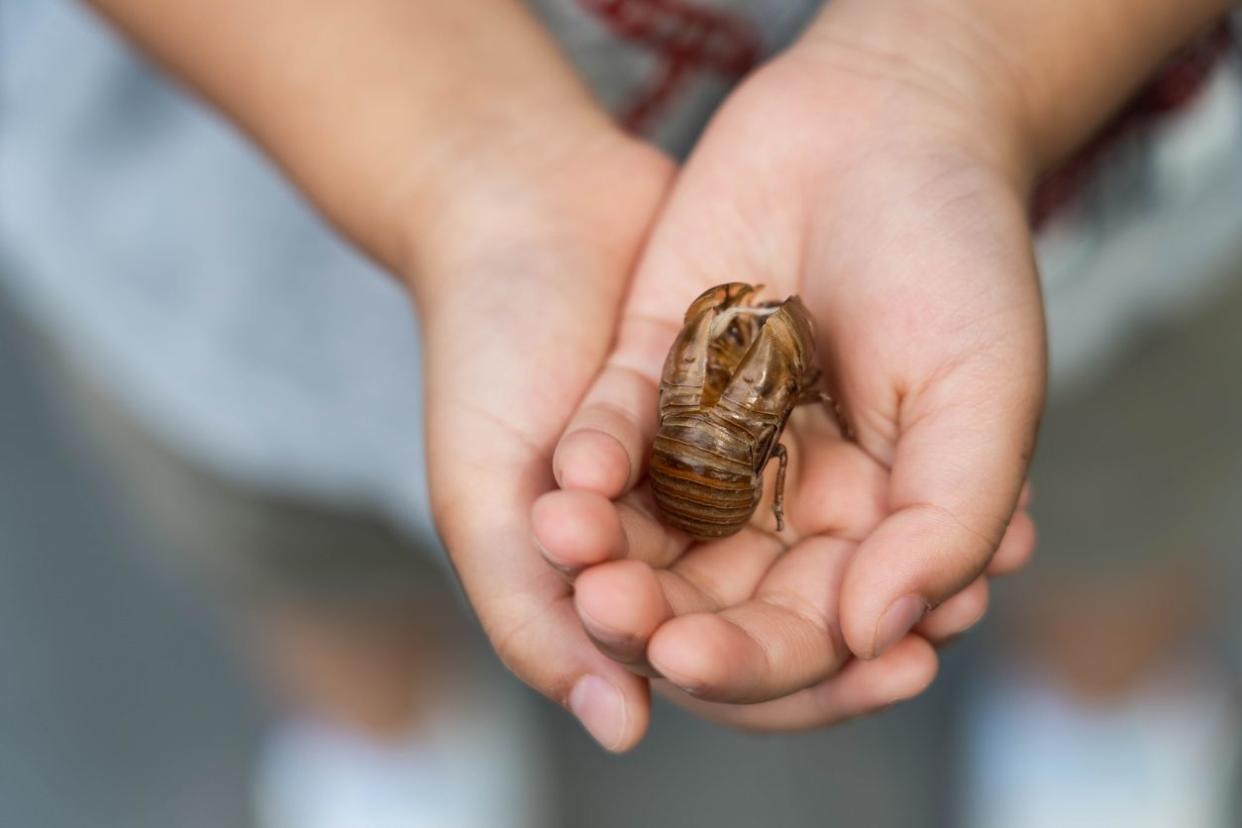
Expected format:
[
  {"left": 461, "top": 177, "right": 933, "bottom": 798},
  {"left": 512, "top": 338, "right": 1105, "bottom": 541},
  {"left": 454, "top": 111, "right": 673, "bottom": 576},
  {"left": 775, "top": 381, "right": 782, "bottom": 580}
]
[
  {"left": 577, "top": 0, "right": 760, "bottom": 131},
  {"left": 580, "top": 4, "right": 1233, "bottom": 224}
]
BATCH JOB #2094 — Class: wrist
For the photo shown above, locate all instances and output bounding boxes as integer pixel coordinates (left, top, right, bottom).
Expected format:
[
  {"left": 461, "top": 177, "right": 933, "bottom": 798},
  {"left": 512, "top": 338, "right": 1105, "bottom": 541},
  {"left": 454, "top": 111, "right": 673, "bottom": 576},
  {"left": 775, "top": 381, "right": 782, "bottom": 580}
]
[
  {"left": 790, "top": 0, "right": 1235, "bottom": 186},
  {"left": 392, "top": 95, "right": 611, "bottom": 277},
  {"left": 783, "top": 1, "right": 1036, "bottom": 193},
  {"left": 398, "top": 119, "right": 671, "bottom": 308}
]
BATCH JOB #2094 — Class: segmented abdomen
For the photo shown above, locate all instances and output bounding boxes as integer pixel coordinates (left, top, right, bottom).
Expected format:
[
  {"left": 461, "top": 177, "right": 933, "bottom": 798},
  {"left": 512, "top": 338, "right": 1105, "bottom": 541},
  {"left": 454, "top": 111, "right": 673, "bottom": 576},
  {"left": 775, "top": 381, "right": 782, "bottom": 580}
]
[{"left": 649, "top": 414, "right": 760, "bottom": 539}]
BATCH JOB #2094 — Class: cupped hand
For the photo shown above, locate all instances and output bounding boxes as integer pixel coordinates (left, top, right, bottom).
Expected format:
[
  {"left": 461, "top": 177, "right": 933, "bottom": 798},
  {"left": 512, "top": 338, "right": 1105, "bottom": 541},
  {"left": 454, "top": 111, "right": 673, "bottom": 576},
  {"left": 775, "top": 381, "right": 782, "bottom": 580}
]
[
  {"left": 408, "top": 125, "right": 674, "bottom": 751},
  {"left": 535, "top": 35, "right": 1044, "bottom": 728}
]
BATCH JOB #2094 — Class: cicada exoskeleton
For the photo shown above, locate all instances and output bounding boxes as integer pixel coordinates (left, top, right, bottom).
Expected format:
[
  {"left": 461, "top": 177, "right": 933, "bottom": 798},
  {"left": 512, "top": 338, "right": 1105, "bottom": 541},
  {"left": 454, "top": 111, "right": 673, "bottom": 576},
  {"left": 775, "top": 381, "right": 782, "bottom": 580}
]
[{"left": 651, "top": 282, "right": 835, "bottom": 539}]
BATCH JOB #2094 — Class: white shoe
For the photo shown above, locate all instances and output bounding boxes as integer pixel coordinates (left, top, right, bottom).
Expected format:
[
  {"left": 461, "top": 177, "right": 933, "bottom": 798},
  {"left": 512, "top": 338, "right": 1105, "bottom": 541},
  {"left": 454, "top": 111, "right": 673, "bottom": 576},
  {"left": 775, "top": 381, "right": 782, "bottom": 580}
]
[
  {"left": 255, "top": 683, "right": 551, "bottom": 828},
  {"left": 962, "top": 660, "right": 1240, "bottom": 828}
]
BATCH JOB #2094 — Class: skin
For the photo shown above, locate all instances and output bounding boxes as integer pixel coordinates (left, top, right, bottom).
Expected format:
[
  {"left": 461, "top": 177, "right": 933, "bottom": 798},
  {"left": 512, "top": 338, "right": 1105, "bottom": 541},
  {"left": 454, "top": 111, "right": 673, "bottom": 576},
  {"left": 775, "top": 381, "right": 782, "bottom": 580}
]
[{"left": 86, "top": 0, "right": 1234, "bottom": 751}]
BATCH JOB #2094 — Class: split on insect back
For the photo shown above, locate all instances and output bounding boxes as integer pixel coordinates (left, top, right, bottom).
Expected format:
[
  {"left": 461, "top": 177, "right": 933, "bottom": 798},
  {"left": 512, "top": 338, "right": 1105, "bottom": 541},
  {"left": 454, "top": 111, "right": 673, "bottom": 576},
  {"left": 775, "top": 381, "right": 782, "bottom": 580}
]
[{"left": 650, "top": 282, "right": 845, "bottom": 540}]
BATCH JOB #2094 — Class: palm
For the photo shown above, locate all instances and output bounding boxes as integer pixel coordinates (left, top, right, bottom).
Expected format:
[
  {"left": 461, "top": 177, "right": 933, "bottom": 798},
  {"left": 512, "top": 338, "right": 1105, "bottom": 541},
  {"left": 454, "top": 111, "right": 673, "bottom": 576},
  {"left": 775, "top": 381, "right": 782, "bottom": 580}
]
[{"left": 537, "top": 59, "right": 1042, "bottom": 726}]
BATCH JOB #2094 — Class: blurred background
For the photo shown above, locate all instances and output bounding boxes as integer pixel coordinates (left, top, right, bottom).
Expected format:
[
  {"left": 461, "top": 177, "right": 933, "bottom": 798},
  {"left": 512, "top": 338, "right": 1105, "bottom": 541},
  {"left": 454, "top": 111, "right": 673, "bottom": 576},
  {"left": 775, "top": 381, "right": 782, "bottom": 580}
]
[{"left": 2, "top": 2, "right": 1241, "bottom": 827}]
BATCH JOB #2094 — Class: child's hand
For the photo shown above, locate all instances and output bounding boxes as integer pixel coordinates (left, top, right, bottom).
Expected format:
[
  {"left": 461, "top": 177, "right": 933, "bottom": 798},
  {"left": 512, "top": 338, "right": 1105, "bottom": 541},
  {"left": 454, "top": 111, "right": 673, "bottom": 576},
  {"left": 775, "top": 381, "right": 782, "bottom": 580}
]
[
  {"left": 409, "top": 125, "right": 675, "bottom": 752},
  {"left": 537, "top": 2, "right": 1046, "bottom": 726}
]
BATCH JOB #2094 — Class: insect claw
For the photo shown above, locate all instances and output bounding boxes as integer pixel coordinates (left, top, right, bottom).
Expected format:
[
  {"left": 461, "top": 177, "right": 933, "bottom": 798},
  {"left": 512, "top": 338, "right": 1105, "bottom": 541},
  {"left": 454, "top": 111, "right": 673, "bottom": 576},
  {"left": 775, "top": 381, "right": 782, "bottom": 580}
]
[
  {"left": 771, "top": 442, "right": 789, "bottom": 532},
  {"left": 823, "top": 392, "right": 855, "bottom": 440}
]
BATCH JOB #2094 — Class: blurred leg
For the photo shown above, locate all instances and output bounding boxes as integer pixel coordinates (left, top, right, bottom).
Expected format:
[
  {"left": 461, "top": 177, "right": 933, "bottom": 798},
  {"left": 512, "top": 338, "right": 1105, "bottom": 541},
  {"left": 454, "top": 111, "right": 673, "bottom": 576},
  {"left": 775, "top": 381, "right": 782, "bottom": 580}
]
[{"left": 33, "top": 345, "right": 550, "bottom": 827}]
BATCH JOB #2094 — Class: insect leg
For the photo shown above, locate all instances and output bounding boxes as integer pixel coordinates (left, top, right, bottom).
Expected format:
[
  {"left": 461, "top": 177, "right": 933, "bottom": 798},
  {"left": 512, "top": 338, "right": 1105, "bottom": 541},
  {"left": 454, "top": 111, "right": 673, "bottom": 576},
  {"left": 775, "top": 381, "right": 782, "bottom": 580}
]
[
  {"left": 796, "top": 386, "right": 854, "bottom": 440},
  {"left": 769, "top": 442, "right": 789, "bottom": 532}
]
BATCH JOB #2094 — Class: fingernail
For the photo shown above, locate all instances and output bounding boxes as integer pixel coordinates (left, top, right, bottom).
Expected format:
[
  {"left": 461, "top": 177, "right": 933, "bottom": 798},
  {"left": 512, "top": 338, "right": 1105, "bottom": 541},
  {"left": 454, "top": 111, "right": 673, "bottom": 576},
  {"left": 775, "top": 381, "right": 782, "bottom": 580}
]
[
  {"left": 873, "top": 595, "right": 928, "bottom": 658},
  {"left": 569, "top": 675, "right": 627, "bottom": 752}
]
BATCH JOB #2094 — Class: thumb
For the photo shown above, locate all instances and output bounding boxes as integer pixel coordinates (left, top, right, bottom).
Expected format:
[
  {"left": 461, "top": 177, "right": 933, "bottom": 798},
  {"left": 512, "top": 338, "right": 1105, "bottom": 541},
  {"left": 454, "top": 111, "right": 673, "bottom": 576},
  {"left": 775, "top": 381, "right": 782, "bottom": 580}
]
[{"left": 839, "top": 356, "right": 1044, "bottom": 659}]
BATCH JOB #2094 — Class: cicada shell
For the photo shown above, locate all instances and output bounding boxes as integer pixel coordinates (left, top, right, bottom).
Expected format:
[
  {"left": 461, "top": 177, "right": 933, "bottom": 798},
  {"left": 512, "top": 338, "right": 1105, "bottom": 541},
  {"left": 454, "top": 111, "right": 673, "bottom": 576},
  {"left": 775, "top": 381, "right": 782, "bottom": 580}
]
[{"left": 651, "top": 282, "right": 831, "bottom": 539}]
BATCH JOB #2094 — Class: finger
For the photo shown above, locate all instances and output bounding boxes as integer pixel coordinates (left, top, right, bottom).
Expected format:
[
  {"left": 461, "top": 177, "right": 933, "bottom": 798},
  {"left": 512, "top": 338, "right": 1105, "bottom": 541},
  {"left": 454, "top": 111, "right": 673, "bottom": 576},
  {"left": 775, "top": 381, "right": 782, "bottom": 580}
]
[
  {"left": 532, "top": 489, "right": 688, "bottom": 575},
  {"left": 841, "top": 363, "right": 1042, "bottom": 660},
  {"left": 574, "top": 560, "right": 674, "bottom": 667},
  {"left": 471, "top": 573, "right": 652, "bottom": 752},
  {"left": 988, "top": 508, "right": 1036, "bottom": 576},
  {"left": 573, "top": 560, "right": 725, "bottom": 670},
  {"left": 917, "top": 575, "right": 989, "bottom": 643},
  {"left": 658, "top": 635, "right": 938, "bottom": 731},
  {"left": 553, "top": 317, "right": 678, "bottom": 497},
  {"left": 433, "top": 476, "right": 651, "bottom": 752},
  {"left": 646, "top": 536, "right": 853, "bottom": 702},
  {"left": 573, "top": 530, "right": 783, "bottom": 670}
]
